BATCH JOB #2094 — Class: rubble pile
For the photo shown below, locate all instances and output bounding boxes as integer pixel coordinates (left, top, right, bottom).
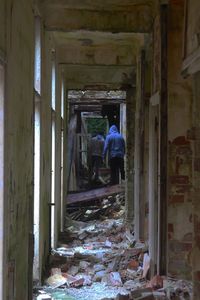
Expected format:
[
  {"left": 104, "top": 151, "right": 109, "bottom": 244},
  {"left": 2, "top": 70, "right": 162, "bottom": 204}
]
[
  {"left": 34, "top": 193, "right": 193, "bottom": 300},
  {"left": 66, "top": 193, "right": 125, "bottom": 222}
]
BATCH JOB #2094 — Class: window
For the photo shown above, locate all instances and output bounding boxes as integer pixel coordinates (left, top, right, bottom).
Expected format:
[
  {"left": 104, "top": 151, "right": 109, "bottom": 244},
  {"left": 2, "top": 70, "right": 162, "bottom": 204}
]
[
  {"left": 51, "top": 113, "right": 56, "bottom": 248},
  {"left": 33, "top": 99, "right": 41, "bottom": 282},
  {"left": 33, "top": 16, "right": 42, "bottom": 283},
  {"left": 50, "top": 51, "right": 56, "bottom": 248},
  {"left": 51, "top": 59, "right": 56, "bottom": 110},
  {"left": 61, "top": 79, "right": 64, "bottom": 119},
  {"left": 34, "top": 17, "right": 41, "bottom": 94}
]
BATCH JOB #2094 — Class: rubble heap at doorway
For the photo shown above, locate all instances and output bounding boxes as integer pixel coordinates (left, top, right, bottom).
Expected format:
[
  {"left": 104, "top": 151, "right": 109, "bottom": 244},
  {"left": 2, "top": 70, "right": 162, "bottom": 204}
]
[{"left": 34, "top": 193, "right": 192, "bottom": 300}]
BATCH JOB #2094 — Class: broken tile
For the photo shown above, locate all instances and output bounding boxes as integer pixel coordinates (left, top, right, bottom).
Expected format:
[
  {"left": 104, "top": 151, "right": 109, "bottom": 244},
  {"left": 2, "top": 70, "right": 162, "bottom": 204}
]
[
  {"left": 142, "top": 253, "right": 150, "bottom": 278},
  {"left": 102, "top": 272, "right": 123, "bottom": 287}
]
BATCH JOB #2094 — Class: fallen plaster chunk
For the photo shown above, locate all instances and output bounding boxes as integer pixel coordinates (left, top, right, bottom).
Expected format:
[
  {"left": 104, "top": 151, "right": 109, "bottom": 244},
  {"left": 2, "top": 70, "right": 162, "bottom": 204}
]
[
  {"left": 37, "top": 295, "right": 52, "bottom": 300},
  {"left": 46, "top": 274, "right": 67, "bottom": 289}
]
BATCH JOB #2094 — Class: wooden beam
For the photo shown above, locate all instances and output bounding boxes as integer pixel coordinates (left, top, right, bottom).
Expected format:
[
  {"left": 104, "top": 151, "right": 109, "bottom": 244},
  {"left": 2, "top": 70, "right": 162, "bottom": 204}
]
[
  {"left": 159, "top": 3, "right": 168, "bottom": 275},
  {"left": 69, "top": 99, "right": 125, "bottom": 105},
  {"left": 68, "top": 90, "right": 126, "bottom": 100},
  {"left": 67, "top": 184, "right": 124, "bottom": 204},
  {"left": 74, "top": 105, "right": 102, "bottom": 112}
]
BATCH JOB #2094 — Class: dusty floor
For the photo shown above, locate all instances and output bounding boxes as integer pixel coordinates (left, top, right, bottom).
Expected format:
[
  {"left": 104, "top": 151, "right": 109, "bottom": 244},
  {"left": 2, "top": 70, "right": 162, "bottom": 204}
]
[{"left": 33, "top": 193, "right": 192, "bottom": 300}]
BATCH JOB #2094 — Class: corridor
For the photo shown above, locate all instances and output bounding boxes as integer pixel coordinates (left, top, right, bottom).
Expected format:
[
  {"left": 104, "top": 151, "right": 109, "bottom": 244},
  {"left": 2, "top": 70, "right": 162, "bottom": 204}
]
[{"left": 0, "top": 0, "right": 200, "bottom": 299}]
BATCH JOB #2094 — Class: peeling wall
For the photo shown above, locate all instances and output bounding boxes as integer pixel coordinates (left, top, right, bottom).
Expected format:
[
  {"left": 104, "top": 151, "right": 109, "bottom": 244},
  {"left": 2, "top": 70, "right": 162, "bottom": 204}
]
[
  {"left": 167, "top": 0, "right": 193, "bottom": 279},
  {"left": 4, "top": 0, "right": 34, "bottom": 299},
  {"left": 125, "top": 88, "right": 136, "bottom": 224},
  {"left": 0, "top": 0, "right": 5, "bottom": 53},
  {"left": 181, "top": 0, "right": 200, "bottom": 294},
  {"left": 186, "top": 0, "right": 200, "bottom": 57},
  {"left": 191, "top": 71, "right": 200, "bottom": 299}
]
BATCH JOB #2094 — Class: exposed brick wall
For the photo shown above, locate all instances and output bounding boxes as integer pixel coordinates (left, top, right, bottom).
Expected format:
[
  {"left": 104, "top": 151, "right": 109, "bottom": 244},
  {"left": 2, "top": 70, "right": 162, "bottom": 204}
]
[
  {"left": 191, "top": 72, "right": 200, "bottom": 298},
  {"left": 168, "top": 136, "right": 193, "bottom": 279},
  {"left": 167, "top": 0, "right": 193, "bottom": 279}
]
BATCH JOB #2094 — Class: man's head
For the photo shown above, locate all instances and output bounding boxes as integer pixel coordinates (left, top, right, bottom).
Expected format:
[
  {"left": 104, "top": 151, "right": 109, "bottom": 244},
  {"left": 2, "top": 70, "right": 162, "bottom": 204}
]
[{"left": 109, "top": 125, "right": 118, "bottom": 134}]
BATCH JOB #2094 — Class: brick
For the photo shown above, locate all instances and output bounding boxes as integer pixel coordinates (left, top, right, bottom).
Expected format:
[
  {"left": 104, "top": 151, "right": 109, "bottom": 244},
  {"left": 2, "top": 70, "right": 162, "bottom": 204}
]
[
  {"left": 195, "top": 235, "right": 200, "bottom": 249},
  {"left": 169, "top": 194, "right": 184, "bottom": 204},
  {"left": 168, "top": 232, "right": 173, "bottom": 240},
  {"left": 172, "top": 136, "right": 190, "bottom": 145},
  {"left": 170, "top": 175, "right": 189, "bottom": 185},
  {"left": 194, "top": 158, "right": 200, "bottom": 172},
  {"left": 168, "top": 223, "right": 174, "bottom": 233},
  {"left": 182, "top": 242, "right": 192, "bottom": 251},
  {"left": 169, "top": 240, "right": 192, "bottom": 252},
  {"left": 194, "top": 215, "right": 200, "bottom": 232},
  {"left": 176, "top": 145, "right": 192, "bottom": 155},
  {"left": 187, "top": 127, "right": 200, "bottom": 140},
  {"left": 182, "top": 232, "right": 192, "bottom": 242},
  {"left": 194, "top": 270, "right": 200, "bottom": 281},
  {"left": 175, "top": 185, "right": 191, "bottom": 193},
  {"left": 168, "top": 259, "right": 191, "bottom": 276}
]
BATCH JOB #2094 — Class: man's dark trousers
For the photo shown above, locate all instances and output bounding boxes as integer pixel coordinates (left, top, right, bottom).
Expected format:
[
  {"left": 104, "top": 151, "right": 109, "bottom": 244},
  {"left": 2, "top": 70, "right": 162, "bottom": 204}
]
[{"left": 109, "top": 157, "right": 125, "bottom": 185}]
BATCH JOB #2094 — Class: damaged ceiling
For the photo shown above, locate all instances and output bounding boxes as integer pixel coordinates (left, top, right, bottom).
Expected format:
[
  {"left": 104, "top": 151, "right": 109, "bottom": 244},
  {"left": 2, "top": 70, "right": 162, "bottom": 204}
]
[
  {"left": 41, "top": 0, "right": 157, "bottom": 33},
  {"left": 40, "top": 0, "right": 156, "bottom": 90}
]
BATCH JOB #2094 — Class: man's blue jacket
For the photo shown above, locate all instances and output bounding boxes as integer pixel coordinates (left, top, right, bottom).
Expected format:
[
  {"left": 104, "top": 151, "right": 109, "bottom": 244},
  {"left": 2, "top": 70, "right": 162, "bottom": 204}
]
[{"left": 103, "top": 125, "right": 125, "bottom": 159}]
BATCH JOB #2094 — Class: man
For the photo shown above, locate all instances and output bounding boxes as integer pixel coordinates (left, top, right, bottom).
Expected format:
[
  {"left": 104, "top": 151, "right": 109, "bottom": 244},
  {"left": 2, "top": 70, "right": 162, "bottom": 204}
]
[
  {"left": 90, "top": 133, "right": 104, "bottom": 181},
  {"left": 103, "top": 125, "right": 125, "bottom": 185}
]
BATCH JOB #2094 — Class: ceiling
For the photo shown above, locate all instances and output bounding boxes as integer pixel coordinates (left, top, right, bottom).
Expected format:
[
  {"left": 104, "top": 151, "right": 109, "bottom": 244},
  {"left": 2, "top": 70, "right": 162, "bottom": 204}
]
[{"left": 39, "top": 0, "right": 156, "bottom": 90}]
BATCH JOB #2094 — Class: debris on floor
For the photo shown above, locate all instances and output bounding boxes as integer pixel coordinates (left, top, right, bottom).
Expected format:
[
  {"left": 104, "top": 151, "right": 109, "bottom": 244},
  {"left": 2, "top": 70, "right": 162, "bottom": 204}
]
[{"left": 33, "top": 192, "right": 193, "bottom": 300}]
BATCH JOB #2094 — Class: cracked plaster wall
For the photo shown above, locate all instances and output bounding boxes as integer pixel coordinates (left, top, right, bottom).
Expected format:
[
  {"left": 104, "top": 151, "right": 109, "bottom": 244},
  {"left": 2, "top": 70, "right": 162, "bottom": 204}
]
[
  {"left": 182, "top": 0, "right": 200, "bottom": 295},
  {"left": 3, "top": 0, "right": 34, "bottom": 299},
  {"left": 186, "top": 0, "right": 200, "bottom": 57}
]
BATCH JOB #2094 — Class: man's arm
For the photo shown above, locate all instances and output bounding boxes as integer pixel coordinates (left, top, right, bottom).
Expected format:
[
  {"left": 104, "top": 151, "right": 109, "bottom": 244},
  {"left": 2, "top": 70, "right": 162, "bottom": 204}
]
[
  {"left": 103, "top": 136, "right": 109, "bottom": 158},
  {"left": 123, "top": 137, "right": 125, "bottom": 154}
]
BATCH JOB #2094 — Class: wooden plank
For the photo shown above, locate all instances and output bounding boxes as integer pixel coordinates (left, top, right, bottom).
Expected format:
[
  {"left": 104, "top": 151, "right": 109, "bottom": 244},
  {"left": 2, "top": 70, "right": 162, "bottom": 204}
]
[
  {"left": 67, "top": 115, "right": 77, "bottom": 189},
  {"left": 67, "top": 184, "right": 124, "bottom": 204}
]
